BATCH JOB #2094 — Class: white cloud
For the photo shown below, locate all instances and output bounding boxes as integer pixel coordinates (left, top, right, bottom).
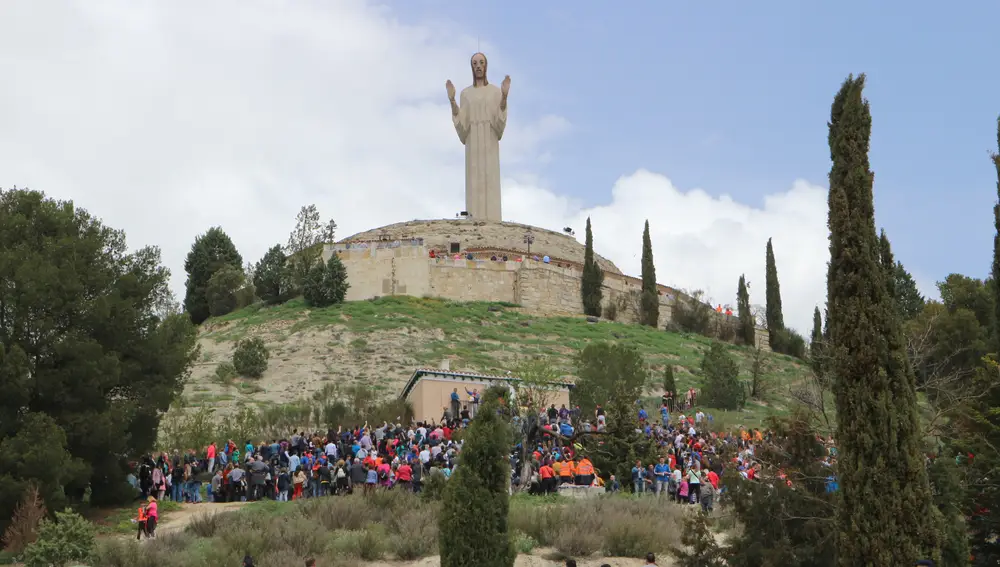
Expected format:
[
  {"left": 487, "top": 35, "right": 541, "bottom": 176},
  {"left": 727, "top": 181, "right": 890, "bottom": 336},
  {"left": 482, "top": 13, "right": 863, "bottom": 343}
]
[
  {"left": 506, "top": 174, "right": 829, "bottom": 334},
  {"left": 1, "top": 1, "right": 829, "bottom": 335}
]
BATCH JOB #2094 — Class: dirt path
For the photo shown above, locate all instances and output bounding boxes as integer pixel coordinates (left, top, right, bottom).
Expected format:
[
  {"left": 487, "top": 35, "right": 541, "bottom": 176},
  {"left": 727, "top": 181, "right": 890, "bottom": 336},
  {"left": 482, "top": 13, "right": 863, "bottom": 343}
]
[{"left": 151, "top": 501, "right": 252, "bottom": 536}]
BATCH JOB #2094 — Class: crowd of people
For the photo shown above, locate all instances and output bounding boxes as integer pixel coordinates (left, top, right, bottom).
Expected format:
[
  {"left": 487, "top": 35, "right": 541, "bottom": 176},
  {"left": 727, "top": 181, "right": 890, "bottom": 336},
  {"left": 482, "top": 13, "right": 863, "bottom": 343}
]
[{"left": 127, "top": 386, "right": 840, "bottom": 547}]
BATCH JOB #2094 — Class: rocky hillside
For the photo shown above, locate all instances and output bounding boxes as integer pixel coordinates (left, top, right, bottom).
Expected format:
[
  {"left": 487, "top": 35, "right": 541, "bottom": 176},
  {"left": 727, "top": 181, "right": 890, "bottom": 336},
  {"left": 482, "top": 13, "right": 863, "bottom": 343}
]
[{"left": 183, "top": 296, "right": 816, "bottom": 423}]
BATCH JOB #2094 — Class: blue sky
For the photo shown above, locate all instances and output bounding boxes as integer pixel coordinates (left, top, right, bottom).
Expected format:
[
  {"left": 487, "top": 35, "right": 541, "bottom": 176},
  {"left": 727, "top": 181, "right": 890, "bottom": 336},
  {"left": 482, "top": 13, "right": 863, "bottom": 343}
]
[
  {"left": 3, "top": 1, "right": 998, "bottom": 333},
  {"left": 403, "top": 0, "right": 1000, "bottom": 291}
]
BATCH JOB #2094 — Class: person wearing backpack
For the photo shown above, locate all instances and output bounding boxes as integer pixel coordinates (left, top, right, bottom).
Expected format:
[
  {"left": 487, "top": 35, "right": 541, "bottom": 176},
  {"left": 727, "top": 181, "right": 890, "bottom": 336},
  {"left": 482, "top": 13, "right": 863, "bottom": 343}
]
[{"left": 334, "top": 460, "right": 348, "bottom": 495}]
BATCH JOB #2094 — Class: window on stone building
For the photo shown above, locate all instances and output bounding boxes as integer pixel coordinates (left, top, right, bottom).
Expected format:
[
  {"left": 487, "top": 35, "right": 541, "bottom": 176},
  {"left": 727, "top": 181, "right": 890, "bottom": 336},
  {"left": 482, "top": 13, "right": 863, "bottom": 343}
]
[{"left": 449, "top": 242, "right": 460, "bottom": 254}]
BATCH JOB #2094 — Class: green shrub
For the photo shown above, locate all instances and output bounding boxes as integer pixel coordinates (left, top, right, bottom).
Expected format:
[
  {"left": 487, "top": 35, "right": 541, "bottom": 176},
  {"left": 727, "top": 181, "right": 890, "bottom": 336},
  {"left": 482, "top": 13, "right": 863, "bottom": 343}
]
[
  {"left": 331, "top": 526, "right": 387, "bottom": 560},
  {"left": 771, "top": 327, "right": 807, "bottom": 359},
  {"left": 670, "top": 290, "right": 714, "bottom": 336},
  {"left": 421, "top": 470, "right": 448, "bottom": 501},
  {"left": 232, "top": 337, "right": 269, "bottom": 378},
  {"left": 22, "top": 509, "right": 95, "bottom": 567},
  {"left": 512, "top": 531, "right": 538, "bottom": 554},
  {"left": 213, "top": 361, "right": 237, "bottom": 385},
  {"left": 302, "top": 254, "right": 349, "bottom": 308}
]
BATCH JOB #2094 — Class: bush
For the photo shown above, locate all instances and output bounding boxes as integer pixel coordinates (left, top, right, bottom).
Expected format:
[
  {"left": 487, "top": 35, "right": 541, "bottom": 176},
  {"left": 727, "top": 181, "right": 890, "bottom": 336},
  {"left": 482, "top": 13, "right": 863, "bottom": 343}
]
[
  {"left": 671, "top": 290, "right": 714, "bottom": 336},
  {"left": 512, "top": 531, "right": 538, "bottom": 554},
  {"left": 508, "top": 496, "right": 682, "bottom": 557},
  {"left": 302, "top": 254, "right": 350, "bottom": 308},
  {"left": 232, "top": 337, "right": 269, "bottom": 378},
  {"left": 771, "top": 328, "right": 807, "bottom": 359},
  {"left": 22, "top": 509, "right": 94, "bottom": 567},
  {"left": 214, "top": 361, "right": 237, "bottom": 385},
  {"left": 669, "top": 512, "right": 726, "bottom": 567}
]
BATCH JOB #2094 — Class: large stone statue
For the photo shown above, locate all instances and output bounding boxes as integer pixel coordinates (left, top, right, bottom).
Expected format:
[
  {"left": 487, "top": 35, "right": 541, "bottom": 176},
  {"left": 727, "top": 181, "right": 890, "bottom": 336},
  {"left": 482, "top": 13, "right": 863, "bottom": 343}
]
[{"left": 446, "top": 52, "right": 510, "bottom": 222}]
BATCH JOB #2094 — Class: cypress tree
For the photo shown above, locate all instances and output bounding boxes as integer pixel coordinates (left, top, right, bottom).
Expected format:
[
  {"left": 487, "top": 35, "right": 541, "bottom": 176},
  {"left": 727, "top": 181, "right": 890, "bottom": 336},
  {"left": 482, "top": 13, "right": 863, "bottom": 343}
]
[
  {"left": 438, "top": 393, "right": 515, "bottom": 567},
  {"left": 662, "top": 364, "right": 676, "bottom": 396},
  {"left": 880, "top": 229, "right": 943, "bottom": 559},
  {"left": 826, "top": 74, "right": 938, "bottom": 565},
  {"left": 581, "top": 217, "right": 604, "bottom": 317},
  {"left": 992, "top": 115, "right": 1000, "bottom": 353},
  {"left": 764, "top": 238, "right": 786, "bottom": 346},
  {"left": 639, "top": 220, "right": 659, "bottom": 327},
  {"left": 810, "top": 306, "right": 824, "bottom": 377},
  {"left": 736, "top": 274, "right": 754, "bottom": 345}
]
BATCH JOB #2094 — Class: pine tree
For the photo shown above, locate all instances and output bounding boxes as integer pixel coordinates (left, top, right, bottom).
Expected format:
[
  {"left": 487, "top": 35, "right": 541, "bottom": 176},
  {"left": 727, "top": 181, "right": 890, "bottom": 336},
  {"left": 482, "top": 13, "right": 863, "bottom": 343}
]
[
  {"left": 640, "top": 220, "right": 659, "bottom": 326},
  {"left": 438, "top": 394, "right": 515, "bottom": 567},
  {"left": 183, "top": 227, "right": 243, "bottom": 324},
  {"left": 736, "top": 275, "right": 754, "bottom": 345},
  {"left": 764, "top": 238, "right": 786, "bottom": 346},
  {"left": 826, "top": 74, "right": 939, "bottom": 565},
  {"left": 581, "top": 217, "right": 604, "bottom": 317}
]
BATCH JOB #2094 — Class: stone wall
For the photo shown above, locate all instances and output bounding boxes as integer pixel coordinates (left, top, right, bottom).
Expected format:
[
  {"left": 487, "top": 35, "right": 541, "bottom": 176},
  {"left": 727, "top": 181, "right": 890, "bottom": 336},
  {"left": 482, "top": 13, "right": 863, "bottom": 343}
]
[
  {"left": 330, "top": 245, "right": 431, "bottom": 302},
  {"left": 428, "top": 258, "right": 518, "bottom": 303},
  {"left": 324, "top": 242, "right": 768, "bottom": 350}
]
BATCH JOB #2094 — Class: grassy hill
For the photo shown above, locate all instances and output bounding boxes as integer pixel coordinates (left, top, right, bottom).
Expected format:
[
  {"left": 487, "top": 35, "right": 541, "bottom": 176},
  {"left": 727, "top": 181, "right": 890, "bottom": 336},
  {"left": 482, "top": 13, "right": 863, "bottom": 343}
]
[{"left": 182, "top": 296, "right": 818, "bottom": 429}]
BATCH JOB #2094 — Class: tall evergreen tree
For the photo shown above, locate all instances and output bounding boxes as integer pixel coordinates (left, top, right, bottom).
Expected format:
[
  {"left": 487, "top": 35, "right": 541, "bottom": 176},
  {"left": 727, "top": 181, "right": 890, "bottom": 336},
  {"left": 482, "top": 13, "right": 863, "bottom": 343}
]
[
  {"left": 810, "top": 306, "right": 824, "bottom": 377},
  {"left": 183, "top": 227, "right": 243, "bottom": 324},
  {"left": 438, "top": 392, "right": 515, "bottom": 567},
  {"left": 826, "top": 74, "right": 939, "bottom": 565},
  {"left": 964, "top": 115, "right": 1000, "bottom": 564},
  {"left": 993, "top": 115, "right": 1000, "bottom": 352},
  {"left": 880, "top": 229, "right": 943, "bottom": 558},
  {"left": 736, "top": 274, "right": 755, "bottom": 345},
  {"left": 765, "top": 238, "right": 786, "bottom": 345},
  {"left": 662, "top": 364, "right": 676, "bottom": 396},
  {"left": 580, "top": 217, "right": 604, "bottom": 317},
  {"left": 893, "top": 261, "right": 925, "bottom": 322},
  {"left": 640, "top": 220, "right": 659, "bottom": 326}
]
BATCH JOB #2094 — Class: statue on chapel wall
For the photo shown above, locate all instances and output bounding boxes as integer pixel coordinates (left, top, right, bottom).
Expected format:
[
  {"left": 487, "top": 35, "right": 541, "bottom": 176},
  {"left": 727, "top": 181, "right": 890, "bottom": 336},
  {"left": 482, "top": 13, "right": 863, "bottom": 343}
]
[{"left": 446, "top": 52, "right": 510, "bottom": 223}]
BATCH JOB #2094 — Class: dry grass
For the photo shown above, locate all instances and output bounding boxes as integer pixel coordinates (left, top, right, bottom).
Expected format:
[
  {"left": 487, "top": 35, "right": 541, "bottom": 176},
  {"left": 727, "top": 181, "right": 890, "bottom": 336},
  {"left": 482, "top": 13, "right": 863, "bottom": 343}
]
[
  {"left": 508, "top": 496, "right": 684, "bottom": 557},
  {"left": 93, "top": 492, "right": 683, "bottom": 566}
]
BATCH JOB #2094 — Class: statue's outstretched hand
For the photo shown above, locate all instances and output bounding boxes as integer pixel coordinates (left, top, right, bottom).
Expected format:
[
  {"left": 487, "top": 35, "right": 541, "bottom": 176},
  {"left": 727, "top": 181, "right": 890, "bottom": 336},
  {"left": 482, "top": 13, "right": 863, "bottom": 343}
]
[
  {"left": 501, "top": 75, "right": 511, "bottom": 97},
  {"left": 446, "top": 80, "right": 456, "bottom": 101}
]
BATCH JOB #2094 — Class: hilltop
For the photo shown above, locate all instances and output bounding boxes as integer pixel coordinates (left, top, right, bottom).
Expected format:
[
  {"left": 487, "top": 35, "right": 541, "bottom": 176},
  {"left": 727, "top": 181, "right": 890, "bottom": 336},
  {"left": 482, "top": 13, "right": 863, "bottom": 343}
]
[{"left": 182, "top": 296, "right": 816, "bottom": 426}]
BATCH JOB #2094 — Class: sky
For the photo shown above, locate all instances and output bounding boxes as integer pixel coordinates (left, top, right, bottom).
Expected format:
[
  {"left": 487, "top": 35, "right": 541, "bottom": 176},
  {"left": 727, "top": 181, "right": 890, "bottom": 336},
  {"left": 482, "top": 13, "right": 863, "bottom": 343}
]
[{"left": 3, "top": 1, "right": 999, "bottom": 335}]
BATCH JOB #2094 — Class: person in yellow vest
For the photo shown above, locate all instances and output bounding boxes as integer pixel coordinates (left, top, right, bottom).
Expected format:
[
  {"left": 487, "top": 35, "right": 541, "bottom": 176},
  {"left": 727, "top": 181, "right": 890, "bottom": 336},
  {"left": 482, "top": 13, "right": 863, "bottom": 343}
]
[{"left": 575, "top": 457, "right": 594, "bottom": 486}]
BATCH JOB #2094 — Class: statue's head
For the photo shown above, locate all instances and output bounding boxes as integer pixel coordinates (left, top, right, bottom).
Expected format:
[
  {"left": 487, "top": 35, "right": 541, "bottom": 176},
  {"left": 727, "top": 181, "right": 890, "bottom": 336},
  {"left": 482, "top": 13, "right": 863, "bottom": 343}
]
[{"left": 471, "top": 52, "right": 488, "bottom": 86}]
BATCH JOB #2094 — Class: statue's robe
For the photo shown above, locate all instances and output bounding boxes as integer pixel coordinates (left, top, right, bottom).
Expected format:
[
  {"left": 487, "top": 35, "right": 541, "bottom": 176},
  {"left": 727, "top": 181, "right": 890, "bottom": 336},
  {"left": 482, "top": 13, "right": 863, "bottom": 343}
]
[{"left": 453, "top": 83, "right": 506, "bottom": 222}]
